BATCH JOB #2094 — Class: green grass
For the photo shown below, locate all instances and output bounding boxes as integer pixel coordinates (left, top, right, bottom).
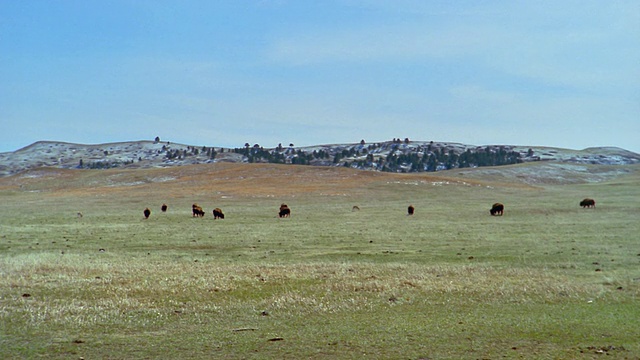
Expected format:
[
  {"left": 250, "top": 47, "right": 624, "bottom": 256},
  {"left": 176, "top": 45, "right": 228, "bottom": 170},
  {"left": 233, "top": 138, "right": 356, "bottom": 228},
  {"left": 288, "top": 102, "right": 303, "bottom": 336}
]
[{"left": 1, "top": 164, "right": 639, "bottom": 359}]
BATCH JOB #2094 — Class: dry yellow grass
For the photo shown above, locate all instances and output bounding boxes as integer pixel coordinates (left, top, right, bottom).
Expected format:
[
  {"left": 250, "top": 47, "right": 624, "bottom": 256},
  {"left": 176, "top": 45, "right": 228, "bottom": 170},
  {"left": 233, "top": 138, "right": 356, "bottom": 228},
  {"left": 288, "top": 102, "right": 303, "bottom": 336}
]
[{"left": 0, "top": 162, "right": 514, "bottom": 196}]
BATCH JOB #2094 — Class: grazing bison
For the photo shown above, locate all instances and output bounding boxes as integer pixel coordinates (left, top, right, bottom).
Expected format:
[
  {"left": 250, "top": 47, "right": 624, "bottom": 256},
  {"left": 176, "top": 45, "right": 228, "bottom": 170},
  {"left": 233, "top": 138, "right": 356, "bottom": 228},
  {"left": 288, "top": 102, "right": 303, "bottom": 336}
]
[
  {"left": 352, "top": 205, "right": 360, "bottom": 212},
  {"left": 580, "top": 198, "right": 596, "bottom": 208},
  {"left": 192, "top": 204, "right": 205, "bottom": 217},
  {"left": 407, "top": 205, "right": 415, "bottom": 215},
  {"left": 161, "top": 204, "right": 168, "bottom": 212},
  {"left": 490, "top": 203, "right": 504, "bottom": 216},
  {"left": 279, "top": 204, "right": 291, "bottom": 218},
  {"left": 213, "top": 208, "right": 225, "bottom": 219},
  {"left": 143, "top": 208, "right": 151, "bottom": 219}
]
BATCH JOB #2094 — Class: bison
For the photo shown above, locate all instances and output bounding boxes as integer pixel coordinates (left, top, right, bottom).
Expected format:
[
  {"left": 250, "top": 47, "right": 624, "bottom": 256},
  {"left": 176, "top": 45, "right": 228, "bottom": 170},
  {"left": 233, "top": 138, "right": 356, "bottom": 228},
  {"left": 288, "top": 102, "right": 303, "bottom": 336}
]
[
  {"left": 213, "top": 208, "right": 225, "bottom": 219},
  {"left": 143, "top": 208, "right": 151, "bottom": 219},
  {"left": 490, "top": 203, "right": 504, "bottom": 216},
  {"left": 192, "top": 204, "right": 205, "bottom": 217},
  {"left": 161, "top": 204, "right": 168, "bottom": 212},
  {"left": 352, "top": 205, "right": 360, "bottom": 212},
  {"left": 407, "top": 205, "right": 415, "bottom": 215},
  {"left": 279, "top": 204, "right": 291, "bottom": 218},
  {"left": 580, "top": 198, "right": 596, "bottom": 208}
]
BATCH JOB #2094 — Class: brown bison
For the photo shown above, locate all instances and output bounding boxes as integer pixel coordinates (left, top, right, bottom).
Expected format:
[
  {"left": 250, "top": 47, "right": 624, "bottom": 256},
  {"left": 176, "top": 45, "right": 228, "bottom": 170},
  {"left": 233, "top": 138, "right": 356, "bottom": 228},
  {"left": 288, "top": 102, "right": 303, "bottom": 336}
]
[
  {"left": 279, "top": 204, "right": 291, "bottom": 218},
  {"left": 143, "top": 208, "right": 151, "bottom": 219},
  {"left": 192, "top": 204, "right": 205, "bottom": 217},
  {"left": 407, "top": 205, "right": 415, "bottom": 215},
  {"left": 580, "top": 198, "right": 596, "bottom": 208},
  {"left": 213, "top": 208, "right": 225, "bottom": 219},
  {"left": 490, "top": 203, "right": 504, "bottom": 216},
  {"left": 161, "top": 204, "right": 168, "bottom": 212}
]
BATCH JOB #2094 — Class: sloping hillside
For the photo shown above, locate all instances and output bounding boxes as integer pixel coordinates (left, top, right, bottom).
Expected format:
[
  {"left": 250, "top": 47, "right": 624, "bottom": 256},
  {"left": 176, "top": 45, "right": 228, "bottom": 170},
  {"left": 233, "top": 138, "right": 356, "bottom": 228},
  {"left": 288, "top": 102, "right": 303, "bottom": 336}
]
[{"left": 1, "top": 139, "right": 638, "bottom": 177}]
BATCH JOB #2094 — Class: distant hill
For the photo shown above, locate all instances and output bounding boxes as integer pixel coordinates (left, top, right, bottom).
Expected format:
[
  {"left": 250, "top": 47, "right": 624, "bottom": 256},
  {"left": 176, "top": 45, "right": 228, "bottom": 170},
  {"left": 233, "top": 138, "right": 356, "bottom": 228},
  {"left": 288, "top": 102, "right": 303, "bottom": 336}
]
[{"left": 1, "top": 139, "right": 639, "bottom": 177}]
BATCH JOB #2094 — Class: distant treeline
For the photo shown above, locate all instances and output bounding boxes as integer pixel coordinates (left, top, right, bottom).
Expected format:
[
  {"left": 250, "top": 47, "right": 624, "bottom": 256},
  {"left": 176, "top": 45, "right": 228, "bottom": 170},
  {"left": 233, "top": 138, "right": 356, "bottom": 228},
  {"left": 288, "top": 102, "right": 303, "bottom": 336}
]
[
  {"left": 163, "top": 145, "right": 218, "bottom": 160},
  {"left": 232, "top": 142, "right": 525, "bottom": 173}
]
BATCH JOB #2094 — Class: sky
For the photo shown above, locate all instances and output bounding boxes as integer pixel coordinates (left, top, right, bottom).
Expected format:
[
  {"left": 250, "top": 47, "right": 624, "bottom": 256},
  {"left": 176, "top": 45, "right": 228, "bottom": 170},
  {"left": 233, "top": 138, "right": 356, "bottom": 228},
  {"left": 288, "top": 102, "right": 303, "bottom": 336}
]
[{"left": 1, "top": 0, "right": 639, "bottom": 153}]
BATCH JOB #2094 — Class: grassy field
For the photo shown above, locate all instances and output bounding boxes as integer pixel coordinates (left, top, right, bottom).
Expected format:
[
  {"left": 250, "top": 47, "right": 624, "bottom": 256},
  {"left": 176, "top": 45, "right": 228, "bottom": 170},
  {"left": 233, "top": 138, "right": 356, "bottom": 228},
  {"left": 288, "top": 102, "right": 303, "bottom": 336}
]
[{"left": 1, "top": 163, "right": 639, "bottom": 359}]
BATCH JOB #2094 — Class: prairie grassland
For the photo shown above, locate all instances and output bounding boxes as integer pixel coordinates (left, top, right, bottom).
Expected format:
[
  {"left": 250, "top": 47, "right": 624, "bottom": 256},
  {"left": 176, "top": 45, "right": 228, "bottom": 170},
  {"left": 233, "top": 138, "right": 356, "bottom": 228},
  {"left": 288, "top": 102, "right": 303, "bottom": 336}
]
[{"left": 1, "top": 163, "right": 639, "bottom": 359}]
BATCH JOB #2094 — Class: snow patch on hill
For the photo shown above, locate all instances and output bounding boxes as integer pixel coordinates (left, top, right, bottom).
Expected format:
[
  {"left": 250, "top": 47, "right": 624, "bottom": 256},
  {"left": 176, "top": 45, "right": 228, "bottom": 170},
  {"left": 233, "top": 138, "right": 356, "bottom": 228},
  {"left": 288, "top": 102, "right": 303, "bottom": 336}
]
[{"left": 1, "top": 140, "right": 638, "bottom": 177}]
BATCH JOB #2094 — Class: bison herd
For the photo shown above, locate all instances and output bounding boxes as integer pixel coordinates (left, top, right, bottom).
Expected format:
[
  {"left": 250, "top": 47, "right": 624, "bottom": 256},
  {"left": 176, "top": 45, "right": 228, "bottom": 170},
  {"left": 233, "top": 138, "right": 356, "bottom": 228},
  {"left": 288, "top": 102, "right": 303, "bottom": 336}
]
[
  {"left": 486, "top": 198, "right": 596, "bottom": 216},
  {"left": 142, "top": 198, "right": 597, "bottom": 219},
  {"left": 143, "top": 203, "right": 288, "bottom": 219}
]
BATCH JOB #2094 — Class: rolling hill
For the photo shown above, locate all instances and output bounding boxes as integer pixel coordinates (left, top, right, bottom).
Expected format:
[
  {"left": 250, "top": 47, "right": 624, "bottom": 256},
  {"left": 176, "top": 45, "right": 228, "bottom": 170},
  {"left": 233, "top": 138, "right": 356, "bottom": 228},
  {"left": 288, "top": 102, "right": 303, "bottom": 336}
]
[{"left": 1, "top": 139, "right": 638, "bottom": 177}]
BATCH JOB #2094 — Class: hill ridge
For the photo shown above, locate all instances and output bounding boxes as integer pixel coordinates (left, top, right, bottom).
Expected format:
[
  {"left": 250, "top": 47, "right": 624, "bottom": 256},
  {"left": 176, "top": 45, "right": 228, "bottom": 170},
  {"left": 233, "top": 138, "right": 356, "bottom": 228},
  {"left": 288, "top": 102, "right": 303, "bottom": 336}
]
[{"left": 1, "top": 139, "right": 639, "bottom": 177}]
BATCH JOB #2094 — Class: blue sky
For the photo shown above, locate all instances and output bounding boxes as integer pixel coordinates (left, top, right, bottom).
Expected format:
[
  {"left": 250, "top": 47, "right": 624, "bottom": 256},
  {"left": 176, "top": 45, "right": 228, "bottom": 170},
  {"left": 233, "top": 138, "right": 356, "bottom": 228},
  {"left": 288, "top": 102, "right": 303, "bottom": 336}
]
[{"left": 1, "top": 1, "right": 639, "bottom": 153}]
